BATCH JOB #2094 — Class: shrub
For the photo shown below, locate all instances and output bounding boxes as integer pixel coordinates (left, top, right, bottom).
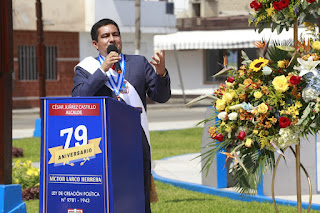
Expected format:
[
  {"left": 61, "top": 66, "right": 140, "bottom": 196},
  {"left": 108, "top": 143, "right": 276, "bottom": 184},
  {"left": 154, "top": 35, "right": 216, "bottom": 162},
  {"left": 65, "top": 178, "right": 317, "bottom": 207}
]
[{"left": 12, "top": 160, "right": 40, "bottom": 200}]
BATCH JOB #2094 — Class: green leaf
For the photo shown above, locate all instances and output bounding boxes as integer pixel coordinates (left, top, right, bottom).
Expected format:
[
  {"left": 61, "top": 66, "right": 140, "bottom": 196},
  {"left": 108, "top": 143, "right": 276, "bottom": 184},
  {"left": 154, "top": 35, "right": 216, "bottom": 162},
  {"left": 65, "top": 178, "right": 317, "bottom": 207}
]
[
  {"left": 276, "top": 45, "right": 296, "bottom": 52},
  {"left": 213, "top": 67, "right": 235, "bottom": 77},
  {"left": 271, "top": 23, "right": 277, "bottom": 32},
  {"left": 296, "top": 103, "right": 313, "bottom": 126},
  {"left": 241, "top": 50, "right": 252, "bottom": 65},
  {"left": 276, "top": 25, "right": 281, "bottom": 34},
  {"left": 185, "top": 94, "right": 217, "bottom": 107}
]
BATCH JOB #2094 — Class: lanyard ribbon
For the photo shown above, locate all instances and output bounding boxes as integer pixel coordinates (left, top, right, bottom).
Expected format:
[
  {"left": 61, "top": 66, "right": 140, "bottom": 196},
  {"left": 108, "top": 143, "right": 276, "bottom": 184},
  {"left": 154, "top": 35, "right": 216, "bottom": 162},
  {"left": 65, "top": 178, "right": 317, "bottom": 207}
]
[{"left": 98, "top": 54, "right": 125, "bottom": 96}]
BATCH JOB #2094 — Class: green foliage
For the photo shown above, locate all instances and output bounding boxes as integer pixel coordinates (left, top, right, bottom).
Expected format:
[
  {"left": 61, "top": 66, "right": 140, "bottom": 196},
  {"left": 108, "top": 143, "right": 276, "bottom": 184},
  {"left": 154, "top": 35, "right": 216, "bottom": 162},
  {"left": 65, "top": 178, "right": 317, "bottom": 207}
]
[
  {"left": 266, "top": 40, "right": 293, "bottom": 65},
  {"left": 249, "top": 0, "right": 320, "bottom": 34}
]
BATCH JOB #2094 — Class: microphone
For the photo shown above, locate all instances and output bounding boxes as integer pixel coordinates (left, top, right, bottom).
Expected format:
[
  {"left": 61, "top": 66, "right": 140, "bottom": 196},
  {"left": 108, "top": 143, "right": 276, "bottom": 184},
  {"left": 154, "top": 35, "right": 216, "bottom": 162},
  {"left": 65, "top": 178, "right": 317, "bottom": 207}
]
[{"left": 107, "top": 45, "right": 122, "bottom": 74}]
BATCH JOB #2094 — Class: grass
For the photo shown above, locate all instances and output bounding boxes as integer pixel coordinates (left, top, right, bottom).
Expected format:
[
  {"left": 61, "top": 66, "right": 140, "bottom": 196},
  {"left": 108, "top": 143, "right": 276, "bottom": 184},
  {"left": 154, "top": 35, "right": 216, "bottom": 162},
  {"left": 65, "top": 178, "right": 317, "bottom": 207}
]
[
  {"left": 150, "top": 128, "right": 203, "bottom": 160},
  {"left": 24, "top": 199, "right": 39, "bottom": 213},
  {"left": 14, "top": 128, "right": 318, "bottom": 212},
  {"left": 151, "top": 181, "right": 317, "bottom": 213},
  {"left": 13, "top": 137, "right": 41, "bottom": 162}
]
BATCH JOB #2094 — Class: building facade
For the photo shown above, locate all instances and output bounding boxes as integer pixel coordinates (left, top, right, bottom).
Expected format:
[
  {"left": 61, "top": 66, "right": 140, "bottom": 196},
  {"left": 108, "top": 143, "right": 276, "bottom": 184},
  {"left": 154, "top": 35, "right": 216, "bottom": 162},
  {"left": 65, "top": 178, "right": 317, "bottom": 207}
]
[
  {"left": 12, "top": 0, "right": 176, "bottom": 108},
  {"left": 155, "top": 0, "right": 300, "bottom": 97}
]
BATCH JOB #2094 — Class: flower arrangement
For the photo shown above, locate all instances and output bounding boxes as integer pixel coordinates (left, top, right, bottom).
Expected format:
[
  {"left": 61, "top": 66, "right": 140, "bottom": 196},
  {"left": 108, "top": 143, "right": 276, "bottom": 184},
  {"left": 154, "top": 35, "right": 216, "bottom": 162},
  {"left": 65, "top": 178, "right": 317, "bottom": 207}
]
[
  {"left": 203, "top": 36, "right": 320, "bottom": 193},
  {"left": 249, "top": 0, "right": 320, "bottom": 33}
]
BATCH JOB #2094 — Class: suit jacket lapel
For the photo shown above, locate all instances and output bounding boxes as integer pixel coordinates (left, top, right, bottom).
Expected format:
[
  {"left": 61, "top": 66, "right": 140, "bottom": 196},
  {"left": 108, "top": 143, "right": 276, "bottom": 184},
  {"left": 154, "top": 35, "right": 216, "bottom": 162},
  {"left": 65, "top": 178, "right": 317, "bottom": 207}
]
[{"left": 124, "top": 55, "right": 131, "bottom": 81}]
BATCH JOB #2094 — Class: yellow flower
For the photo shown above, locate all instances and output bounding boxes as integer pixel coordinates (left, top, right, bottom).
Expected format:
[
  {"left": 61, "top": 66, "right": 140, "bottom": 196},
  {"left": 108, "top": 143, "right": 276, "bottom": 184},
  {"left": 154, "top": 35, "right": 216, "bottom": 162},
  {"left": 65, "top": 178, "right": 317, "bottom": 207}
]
[
  {"left": 215, "top": 99, "right": 226, "bottom": 111},
  {"left": 222, "top": 92, "right": 233, "bottom": 103},
  {"left": 254, "top": 91, "right": 263, "bottom": 99},
  {"left": 225, "top": 125, "right": 232, "bottom": 133},
  {"left": 277, "top": 60, "right": 289, "bottom": 68},
  {"left": 225, "top": 82, "right": 234, "bottom": 88},
  {"left": 253, "top": 130, "right": 259, "bottom": 135},
  {"left": 295, "top": 101, "right": 302, "bottom": 108},
  {"left": 312, "top": 41, "right": 320, "bottom": 50},
  {"left": 266, "top": 5, "right": 275, "bottom": 17},
  {"left": 245, "top": 138, "right": 253, "bottom": 148},
  {"left": 34, "top": 170, "right": 40, "bottom": 176},
  {"left": 257, "top": 103, "right": 268, "bottom": 114},
  {"left": 26, "top": 169, "right": 34, "bottom": 176},
  {"left": 272, "top": 75, "right": 289, "bottom": 92},
  {"left": 249, "top": 57, "right": 269, "bottom": 72},
  {"left": 15, "top": 160, "right": 21, "bottom": 166},
  {"left": 303, "top": 22, "right": 313, "bottom": 28},
  {"left": 268, "top": 116, "right": 277, "bottom": 124}
]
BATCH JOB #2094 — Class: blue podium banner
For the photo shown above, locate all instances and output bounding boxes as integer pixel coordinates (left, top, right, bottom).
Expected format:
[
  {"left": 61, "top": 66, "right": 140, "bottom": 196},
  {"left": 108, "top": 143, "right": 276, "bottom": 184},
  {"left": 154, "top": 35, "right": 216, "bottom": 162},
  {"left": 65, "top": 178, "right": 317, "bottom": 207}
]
[{"left": 39, "top": 97, "right": 146, "bottom": 213}]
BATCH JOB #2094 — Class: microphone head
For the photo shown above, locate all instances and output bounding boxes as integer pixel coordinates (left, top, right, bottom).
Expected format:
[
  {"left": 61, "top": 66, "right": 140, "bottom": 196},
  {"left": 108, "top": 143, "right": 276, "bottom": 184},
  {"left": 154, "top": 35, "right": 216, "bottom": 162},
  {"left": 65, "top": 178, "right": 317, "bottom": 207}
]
[{"left": 107, "top": 45, "right": 119, "bottom": 54}]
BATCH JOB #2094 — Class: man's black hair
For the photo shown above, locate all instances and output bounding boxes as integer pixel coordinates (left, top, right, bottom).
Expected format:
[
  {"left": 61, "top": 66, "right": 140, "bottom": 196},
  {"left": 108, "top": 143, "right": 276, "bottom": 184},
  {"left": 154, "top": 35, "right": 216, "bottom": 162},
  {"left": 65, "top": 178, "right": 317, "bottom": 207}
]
[{"left": 91, "top": 18, "right": 121, "bottom": 42}]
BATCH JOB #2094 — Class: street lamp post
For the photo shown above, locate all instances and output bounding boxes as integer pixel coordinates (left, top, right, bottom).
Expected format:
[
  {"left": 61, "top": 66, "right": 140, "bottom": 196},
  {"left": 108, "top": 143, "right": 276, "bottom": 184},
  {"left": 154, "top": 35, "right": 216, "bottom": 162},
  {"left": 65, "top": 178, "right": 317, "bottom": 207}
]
[
  {"left": 135, "top": 0, "right": 141, "bottom": 55},
  {"left": 0, "top": 0, "right": 13, "bottom": 184},
  {"left": 36, "top": 0, "right": 46, "bottom": 110}
]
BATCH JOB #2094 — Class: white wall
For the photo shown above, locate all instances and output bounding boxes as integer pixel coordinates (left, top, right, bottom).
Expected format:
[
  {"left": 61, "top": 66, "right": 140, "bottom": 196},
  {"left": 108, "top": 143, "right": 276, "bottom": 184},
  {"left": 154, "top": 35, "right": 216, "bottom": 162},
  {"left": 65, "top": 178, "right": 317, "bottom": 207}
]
[
  {"left": 164, "top": 50, "right": 216, "bottom": 95},
  {"left": 94, "top": 0, "right": 176, "bottom": 33},
  {"left": 13, "top": 0, "right": 86, "bottom": 31}
]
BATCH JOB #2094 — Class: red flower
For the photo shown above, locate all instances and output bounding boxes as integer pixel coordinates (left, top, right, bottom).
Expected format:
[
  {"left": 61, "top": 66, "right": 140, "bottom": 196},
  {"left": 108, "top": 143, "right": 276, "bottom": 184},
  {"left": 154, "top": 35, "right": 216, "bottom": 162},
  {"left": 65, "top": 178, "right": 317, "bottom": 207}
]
[
  {"left": 237, "top": 131, "right": 246, "bottom": 141},
  {"left": 273, "top": 1, "right": 282, "bottom": 11},
  {"left": 279, "top": 117, "right": 291, "bottom": 128},
  {"left": 214, "top": 134, "right": 224, "bottom": 142},
  {"left": 272, "top": 0, "right": 289, "bottom": 11},
  {"left": 306, "top": 0, "right": 316, "bottom": 3},
  {"left": 290, "top": 76, "right": 301, "bottom": 85},
  {"left": 250, "top": 0, "right": 263, "bottom": 11},
  {"left": 280, "top": 0, "right": 289, "bottom": 8},
  {"left": 227, "top": 77, "right": 235, "bottom": 83}
]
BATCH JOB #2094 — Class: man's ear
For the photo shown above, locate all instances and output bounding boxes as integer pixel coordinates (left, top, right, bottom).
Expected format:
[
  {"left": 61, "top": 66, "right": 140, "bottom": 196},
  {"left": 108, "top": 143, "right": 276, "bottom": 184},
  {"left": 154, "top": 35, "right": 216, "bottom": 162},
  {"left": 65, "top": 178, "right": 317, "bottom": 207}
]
[{"left": 92, "top": 40, "right": 98, "bottom": 50}]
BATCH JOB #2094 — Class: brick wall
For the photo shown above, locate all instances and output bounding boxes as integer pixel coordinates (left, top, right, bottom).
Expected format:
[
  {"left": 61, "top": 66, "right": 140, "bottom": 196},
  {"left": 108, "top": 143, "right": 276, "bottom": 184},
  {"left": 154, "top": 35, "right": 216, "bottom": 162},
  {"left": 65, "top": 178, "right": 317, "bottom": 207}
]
[{"left": 13, "top": 30, "right": 79, "bottom": 108}]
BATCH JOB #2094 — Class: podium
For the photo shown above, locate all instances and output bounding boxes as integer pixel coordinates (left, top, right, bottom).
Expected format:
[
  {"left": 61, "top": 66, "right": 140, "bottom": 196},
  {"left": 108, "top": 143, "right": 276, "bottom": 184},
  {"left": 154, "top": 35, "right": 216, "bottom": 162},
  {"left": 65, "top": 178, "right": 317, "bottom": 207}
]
[{"left": 39, "top": 97, "right": 145, "bottom": 213}]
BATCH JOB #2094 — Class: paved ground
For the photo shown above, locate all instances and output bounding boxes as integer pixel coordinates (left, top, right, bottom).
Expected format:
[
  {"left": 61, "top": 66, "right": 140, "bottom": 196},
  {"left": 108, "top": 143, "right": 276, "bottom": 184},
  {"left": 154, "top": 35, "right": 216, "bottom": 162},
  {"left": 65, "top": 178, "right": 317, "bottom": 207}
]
[{"left": 153, "top": 153, "right": 320, "bottom": 209}]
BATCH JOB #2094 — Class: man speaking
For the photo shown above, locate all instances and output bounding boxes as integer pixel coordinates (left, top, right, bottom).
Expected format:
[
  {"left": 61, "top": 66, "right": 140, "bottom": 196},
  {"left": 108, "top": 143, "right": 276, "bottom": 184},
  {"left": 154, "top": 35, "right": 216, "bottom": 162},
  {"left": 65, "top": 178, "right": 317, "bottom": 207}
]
[{"left": 72, "top": 18, "right": 171, "bottom": 212}]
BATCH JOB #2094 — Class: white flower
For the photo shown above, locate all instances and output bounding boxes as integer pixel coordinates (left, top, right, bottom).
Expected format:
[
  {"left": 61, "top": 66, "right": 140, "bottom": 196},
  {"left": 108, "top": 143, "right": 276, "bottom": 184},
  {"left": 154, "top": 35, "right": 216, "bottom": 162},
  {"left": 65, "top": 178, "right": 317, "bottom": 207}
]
[
  {"left": 229, "top": 104, "right": 242, "bottom": 110},
  {"left": 262, "top": 66, "right": 272, "bottom": 75},
  {"left": 217, "top": 112, "right": 227, "bottom": 120},
  {"left": 273, "top": 127, "right": 300, "bottom": 149},
  {"left": 228, "top": 112, "right": 238, "bottom": 120},
  {"left": 302, "top": 87, "right": 320, "bottom": 102},
  {"left": 294, "top": 56, "right": 320, "bottom": 77}
]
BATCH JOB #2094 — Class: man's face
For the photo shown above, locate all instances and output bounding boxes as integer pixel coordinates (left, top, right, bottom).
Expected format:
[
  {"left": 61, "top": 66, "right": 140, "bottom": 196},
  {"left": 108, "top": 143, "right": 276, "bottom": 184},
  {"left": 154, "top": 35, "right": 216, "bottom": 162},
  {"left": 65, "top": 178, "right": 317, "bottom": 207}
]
[{"left": 92, "top": 24, "right": 122, "bottom": 57}]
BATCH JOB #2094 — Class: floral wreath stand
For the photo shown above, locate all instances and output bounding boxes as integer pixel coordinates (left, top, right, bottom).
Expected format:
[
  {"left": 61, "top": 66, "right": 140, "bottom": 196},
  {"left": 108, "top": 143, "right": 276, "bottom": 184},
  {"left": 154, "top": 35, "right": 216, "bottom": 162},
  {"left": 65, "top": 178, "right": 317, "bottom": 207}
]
[
  {"left": 201, "top": 2, "right": 320, "bottom": 212},
  {"left": 272, "top": 19, "right": 311, "bottom": 213},
  {"left": 272, "top": 144, "right": 312, "bottom": 213}
]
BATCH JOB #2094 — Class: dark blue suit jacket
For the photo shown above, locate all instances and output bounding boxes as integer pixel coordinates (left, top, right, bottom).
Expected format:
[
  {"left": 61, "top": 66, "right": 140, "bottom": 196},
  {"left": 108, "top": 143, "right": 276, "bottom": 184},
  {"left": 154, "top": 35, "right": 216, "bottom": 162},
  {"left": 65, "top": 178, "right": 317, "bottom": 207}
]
[{"left": 72, "top": 54, "right": 171, "bottom": 110}]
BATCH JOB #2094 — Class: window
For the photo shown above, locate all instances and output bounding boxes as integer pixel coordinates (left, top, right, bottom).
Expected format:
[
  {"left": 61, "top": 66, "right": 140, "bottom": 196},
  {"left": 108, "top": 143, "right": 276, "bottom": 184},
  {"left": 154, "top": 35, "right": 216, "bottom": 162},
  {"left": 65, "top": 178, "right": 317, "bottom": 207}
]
[
  {"left": 18, "top": 45, "right": 57, "bottom": 81},
  {"left": 204, "top": 48, "right": 258, "bottom": 84},
  {"left": 18, "top": 46, "right": 37, "bottom": 80},
  {"left": 191, "top": 2, "right": 201, "bottom": 17},
  {"left": 45, "top": 46, "right": 57, "bottom": 80}
]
